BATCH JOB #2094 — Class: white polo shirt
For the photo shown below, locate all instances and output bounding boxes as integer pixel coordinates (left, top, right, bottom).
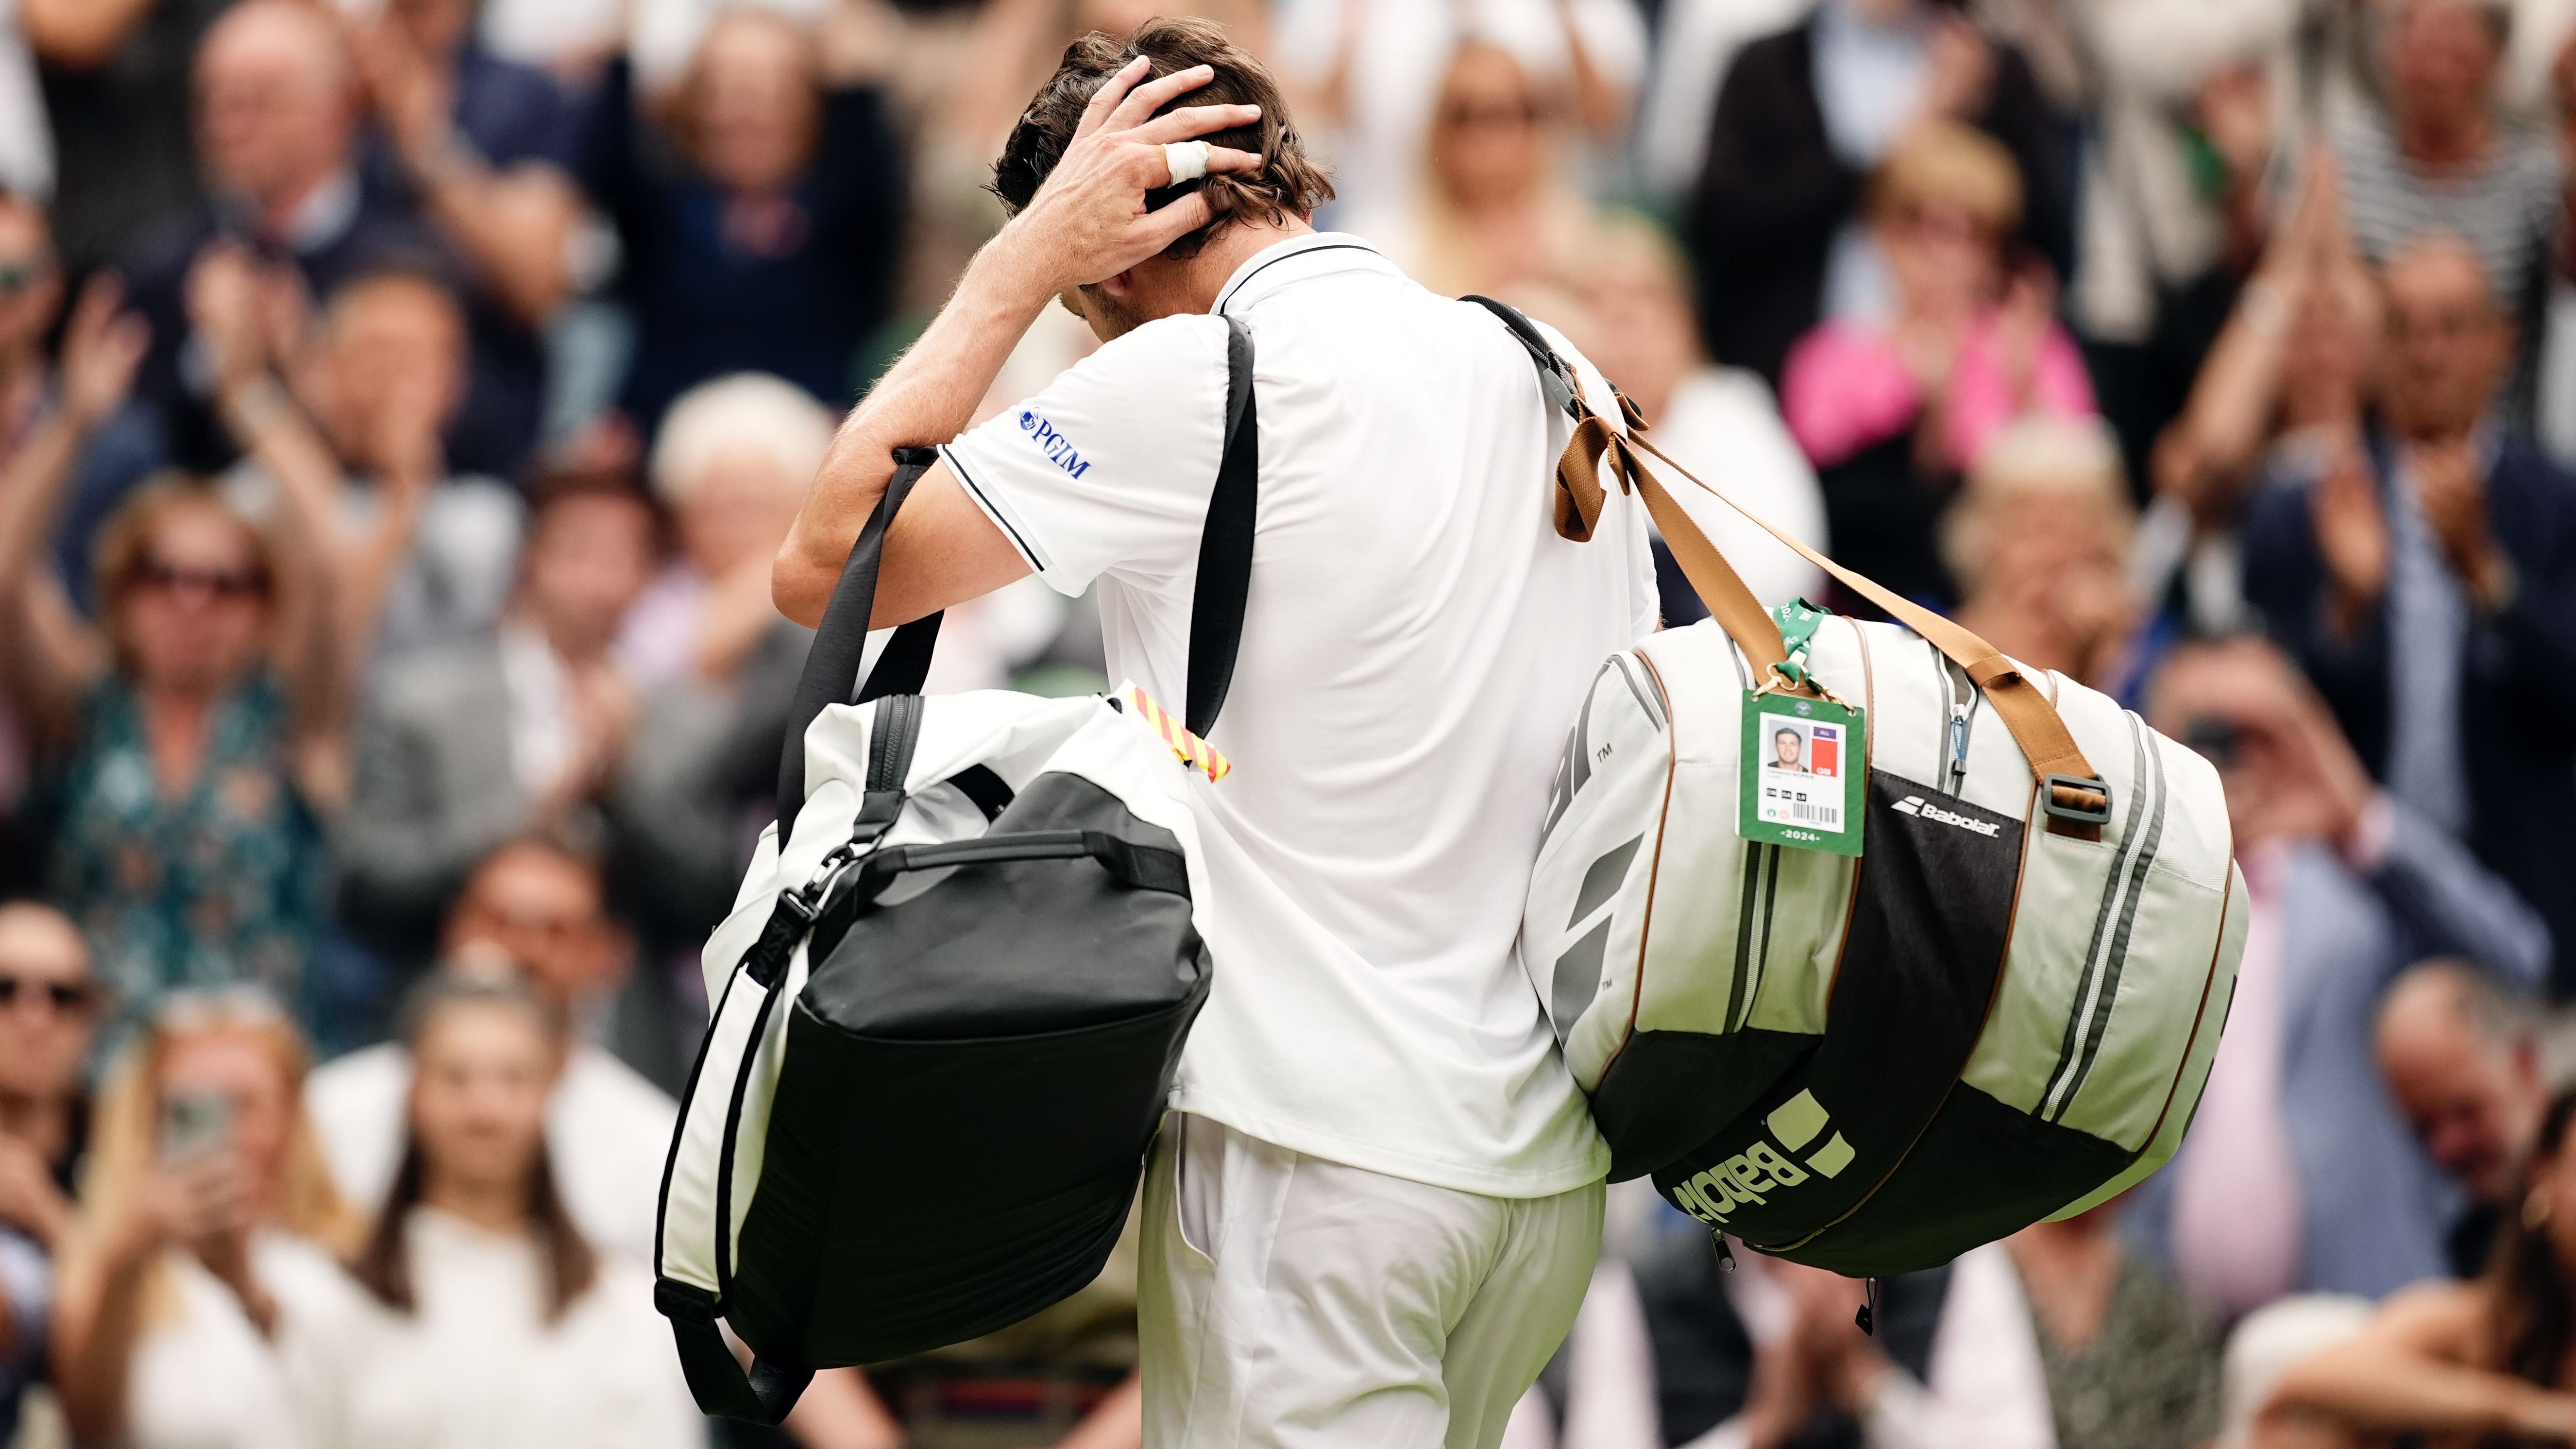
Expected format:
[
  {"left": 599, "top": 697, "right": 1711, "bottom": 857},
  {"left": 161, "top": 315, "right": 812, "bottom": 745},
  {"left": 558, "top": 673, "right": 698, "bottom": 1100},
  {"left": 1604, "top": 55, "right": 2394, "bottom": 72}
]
[{"left": 943, "top": 233, "right": 1657, "bottom": 1197}]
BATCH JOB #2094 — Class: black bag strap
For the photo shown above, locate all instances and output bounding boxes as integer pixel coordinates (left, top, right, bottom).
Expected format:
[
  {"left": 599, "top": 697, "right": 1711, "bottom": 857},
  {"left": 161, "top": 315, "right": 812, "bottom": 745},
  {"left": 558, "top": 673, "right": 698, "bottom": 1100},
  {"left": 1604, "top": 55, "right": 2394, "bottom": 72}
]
[
  {"left": 775, "top": 320, "right": 1260, "bottom": 836},
  {"left": 656, "top": 1280, "right": 813, "bottom": 1425},
  {"left": 1187, "top": 317, "right": 1258, "bottom": 738}
]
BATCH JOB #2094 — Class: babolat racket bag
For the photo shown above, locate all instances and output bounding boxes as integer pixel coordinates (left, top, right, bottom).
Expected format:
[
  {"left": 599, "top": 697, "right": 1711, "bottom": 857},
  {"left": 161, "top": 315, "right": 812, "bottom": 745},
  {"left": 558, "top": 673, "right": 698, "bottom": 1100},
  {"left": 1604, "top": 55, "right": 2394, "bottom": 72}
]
[
  {"left": 654, "top": 326, "right": 1259, "bottom": 1423},
  {"left": 1474, "top": 299, "right": 2246, "bottom": 1279}
]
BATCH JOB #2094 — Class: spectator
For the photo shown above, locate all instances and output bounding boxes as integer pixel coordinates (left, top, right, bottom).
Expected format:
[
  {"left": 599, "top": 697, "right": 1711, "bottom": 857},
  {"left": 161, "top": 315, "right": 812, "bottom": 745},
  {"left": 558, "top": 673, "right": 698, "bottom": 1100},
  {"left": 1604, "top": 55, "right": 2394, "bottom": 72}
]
[
  {"left": 618, "top": 372, "right": 819, "bottom": 691},
  {"left": 22, "top": 0, "right": 230, "bottom": 276},
  {"left": 1941, "top": 417, "right": 2138, "bottom": 690},
  {"left": 309, "top": 839, "right": 676, "bottom": 1264},
  {"left": 0, "top": 253, "right": 373, "bottom": 1045},
  {"left": 2334, "top": 0, "right": 2559, "bottom": 408},
  {"left": 0, "top": 901, "right": 98, "bottom": 1441},
  {"left": 1777, "top": 123, "right": 2093, "bottom": 610},
  {"left": 0, "top": 2, "right": 50, "bottom": 206},
  {"left": 2124, "top": 636, "right": 2549, "bottom": 1315},
  {"left": 2141, "top": 151, "right": 2378, "bottom": 638},
  {"left": 2242, "top": 233, "right": 2576, "bottom": 996},
  {"left": 348, "top": 0, "right": 585, "bottom": 474},
  {"left": 120, "top": 0, "right": 449, "bottom": 477},
  {"left": 1626, "top": 1230, "right": 2037, "bottom": 1449},
  {"left": 243, "top": 265, "right": 524, "bottom": 671},
  {"left": 2256, "top": 1085, "right": 2576, "bottom": 1443},
  {"left": 1563, "top": 212, "right": 1825, "bottom": 620},
  {"left": 309, "top": 970, "right": 697, "bottom": 1449},
  {"left": 50, "top": 988, "right": 364, "bottom": 1449},
  {"left": 2074, "top": 22, "right": 2299, "bottom": 493},
  {"left": 614, "top": 375, "right": 820, "bottom": 980},
  {"left": 1999, "top": 1203, "right": 2225, "bottom": 1449},
  {"left": 337, "top": 469, "right": 655, "bottom": 960},
  {"left": 2376, "top": 958, "right": 2553, "bottom": 1277},
  {"left": 1275, "top": 0, "right": 1644, "bottom": 228},
  {"left": 1687, "top": 0, "right": 2068, "bottom": 389},
  {"left": 1346, "top": 40, "right": 1599, "bottom": 298},
  {"left": 582, "top": 5, "right": 907, "bottom": 441}
]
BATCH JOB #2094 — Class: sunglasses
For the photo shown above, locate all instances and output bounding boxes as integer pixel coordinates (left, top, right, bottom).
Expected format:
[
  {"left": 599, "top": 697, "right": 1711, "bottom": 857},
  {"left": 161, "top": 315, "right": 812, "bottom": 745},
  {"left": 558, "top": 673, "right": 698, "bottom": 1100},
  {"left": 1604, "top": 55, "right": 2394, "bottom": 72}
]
[
  {"left": 0, "top": 974, "right": 93, "bottom": 1013},
  {"left": 130, "top": 559, "right": 269, "bottom": 601}
]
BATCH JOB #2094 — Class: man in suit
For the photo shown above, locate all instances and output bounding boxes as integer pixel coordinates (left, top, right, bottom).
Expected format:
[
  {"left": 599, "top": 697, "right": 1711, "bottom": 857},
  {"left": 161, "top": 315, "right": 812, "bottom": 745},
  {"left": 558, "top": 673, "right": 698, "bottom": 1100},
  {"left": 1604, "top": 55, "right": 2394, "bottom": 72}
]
[
  {"left": 2126, "top": 636, "right": 2548, "bottom": 1311},
  {"left": 336, "top": 468, "right": 656, "bottom": 969},
  {"left": 2244, "top": 233, "right": 2576, "bottom": 996}
]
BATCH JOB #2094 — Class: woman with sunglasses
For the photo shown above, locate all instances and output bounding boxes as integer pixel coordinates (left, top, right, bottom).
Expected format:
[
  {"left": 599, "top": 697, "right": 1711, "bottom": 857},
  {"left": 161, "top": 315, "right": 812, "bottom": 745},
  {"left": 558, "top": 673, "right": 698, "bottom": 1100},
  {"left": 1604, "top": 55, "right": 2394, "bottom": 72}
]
[
  {"left": 0, "top": 240, "right": 361, "bottom": 1050},
  {"left": 0, "top": 901, "right": 99, "bottom": 1442}
]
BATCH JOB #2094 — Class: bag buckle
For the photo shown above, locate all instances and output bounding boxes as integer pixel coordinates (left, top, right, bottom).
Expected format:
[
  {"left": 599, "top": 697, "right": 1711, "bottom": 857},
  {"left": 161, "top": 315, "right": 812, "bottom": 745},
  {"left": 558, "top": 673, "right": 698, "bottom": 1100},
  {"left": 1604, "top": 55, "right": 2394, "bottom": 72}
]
[{"left": 2040, "top": 773, "right": 2112, "bottom": 826}]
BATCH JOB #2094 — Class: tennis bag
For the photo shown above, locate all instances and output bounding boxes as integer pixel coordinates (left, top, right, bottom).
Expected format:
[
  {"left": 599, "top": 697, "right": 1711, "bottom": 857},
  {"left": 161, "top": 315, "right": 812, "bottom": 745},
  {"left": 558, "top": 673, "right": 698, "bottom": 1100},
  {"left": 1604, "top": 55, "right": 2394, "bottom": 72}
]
[
  {"left": 1481, "top": 300, "right": 2247, "bottom": 1279},
  {"left": 652, "top": 324, "right": 1259, "bottom": 1422}
]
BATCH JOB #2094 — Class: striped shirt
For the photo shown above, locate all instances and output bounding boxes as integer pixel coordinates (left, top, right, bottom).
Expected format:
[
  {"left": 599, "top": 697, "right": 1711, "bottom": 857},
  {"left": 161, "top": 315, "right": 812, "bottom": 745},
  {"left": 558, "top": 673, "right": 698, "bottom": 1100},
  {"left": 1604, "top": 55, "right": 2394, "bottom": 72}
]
[{"left": 2333, "top": 113, "right": 2562, "bottom": 308}]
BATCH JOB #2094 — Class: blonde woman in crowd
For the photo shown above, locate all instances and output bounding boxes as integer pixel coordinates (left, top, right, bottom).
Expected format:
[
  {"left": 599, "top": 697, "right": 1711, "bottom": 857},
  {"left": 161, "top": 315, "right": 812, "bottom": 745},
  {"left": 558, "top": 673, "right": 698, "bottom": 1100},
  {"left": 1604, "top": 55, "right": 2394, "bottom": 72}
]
[
  {"left": 1778, "top": 122, "right": 2097, "bottom": 609},
  {"left": 1351, "top": 39, "right": 1601, "bottom": 299},
  {"left": 50, "top": 989, "right": 363, "bottom": 1449},
  {"left": 304, "top": 970, "right": 696, "bottom": 1449},
  {"left": 1942, "top": 417, "right": 2141, "bottom": 689}
]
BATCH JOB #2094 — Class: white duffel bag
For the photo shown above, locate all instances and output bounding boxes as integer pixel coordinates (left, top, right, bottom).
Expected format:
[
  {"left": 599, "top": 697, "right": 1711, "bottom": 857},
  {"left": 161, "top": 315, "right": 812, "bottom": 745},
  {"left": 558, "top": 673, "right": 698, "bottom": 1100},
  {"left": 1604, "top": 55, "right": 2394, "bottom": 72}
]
[{"left": 1475, "top": 298, "right": 2246, "bottom": 1279}]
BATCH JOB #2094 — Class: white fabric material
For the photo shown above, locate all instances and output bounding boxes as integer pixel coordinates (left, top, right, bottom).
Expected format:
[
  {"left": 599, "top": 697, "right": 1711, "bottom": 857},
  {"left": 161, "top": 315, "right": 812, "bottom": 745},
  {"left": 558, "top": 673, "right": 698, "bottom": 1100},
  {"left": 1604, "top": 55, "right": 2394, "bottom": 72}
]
[
  {"left": 1138, "top": 1112, "right": 1604, "bottom": 1449},
  {"left": 299, "top": 1209, "right": 698, "bottom": 1449},
  {"left": 1858, "top": 1244, "right": 2057, "bottom": 1449},
  {"left": 1271, "top": 0, "right": 1647, "bottom": 222},
  {"left": 307, "top": 1042, "right": 678, "bottom": 1264},
  {"left": 497, "top": 621, "right": 575, "bottom": 798},
  {"left": 122, "top": 1234, "right": 348, "bottom": 1449},
  {"left": 1647, "top": 368, "right": 1829, "bottom": 606},
  {"left": 943, "top": 233, "right": 1656, "bottom": 1196}
]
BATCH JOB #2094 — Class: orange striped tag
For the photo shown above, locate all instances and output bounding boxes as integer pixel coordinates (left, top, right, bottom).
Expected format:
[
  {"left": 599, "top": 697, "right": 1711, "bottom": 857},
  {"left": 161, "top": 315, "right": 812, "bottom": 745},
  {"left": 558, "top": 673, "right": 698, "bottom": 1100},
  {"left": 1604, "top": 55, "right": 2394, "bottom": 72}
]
[{"left": 1127, "top": 686, "right": 1230, "bottom": 782}]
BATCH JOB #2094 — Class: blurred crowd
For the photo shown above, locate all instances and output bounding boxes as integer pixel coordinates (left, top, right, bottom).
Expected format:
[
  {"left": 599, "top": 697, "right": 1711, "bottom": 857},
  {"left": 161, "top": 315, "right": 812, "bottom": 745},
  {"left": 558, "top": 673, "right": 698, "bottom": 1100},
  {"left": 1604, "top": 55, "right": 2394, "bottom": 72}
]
[{"left": 1, "top": 0, "right": 2576, "bottom": 1443}]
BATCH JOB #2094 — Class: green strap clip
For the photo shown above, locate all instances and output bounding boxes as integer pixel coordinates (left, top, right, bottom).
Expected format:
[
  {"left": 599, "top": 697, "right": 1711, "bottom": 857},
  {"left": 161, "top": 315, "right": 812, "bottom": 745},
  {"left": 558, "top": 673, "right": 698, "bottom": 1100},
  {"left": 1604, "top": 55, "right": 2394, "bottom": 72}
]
[{"left": 1766, "top": 598, "right": 1833, "bottom": 693}]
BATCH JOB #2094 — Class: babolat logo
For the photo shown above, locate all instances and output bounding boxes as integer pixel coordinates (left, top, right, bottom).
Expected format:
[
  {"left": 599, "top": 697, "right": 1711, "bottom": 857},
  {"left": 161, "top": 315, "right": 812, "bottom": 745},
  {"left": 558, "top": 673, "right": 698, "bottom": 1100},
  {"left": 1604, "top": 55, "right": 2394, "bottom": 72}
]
[
  {"left": 1017, "top": 410, "right": 1092, "bottom": 479},
  {"left": 1893, "top": 795, "right": 2001, "bottom": 837},
  {"left": 1671, "top": 1089, "right": 1856, "bottom": 1226}
]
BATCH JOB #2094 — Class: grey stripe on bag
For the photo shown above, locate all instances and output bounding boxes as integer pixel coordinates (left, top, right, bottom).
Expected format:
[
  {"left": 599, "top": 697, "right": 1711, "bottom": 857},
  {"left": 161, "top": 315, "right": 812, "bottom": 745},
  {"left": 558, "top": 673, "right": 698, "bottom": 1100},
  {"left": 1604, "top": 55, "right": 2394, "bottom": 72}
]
[
  {"left": 2040, "top": 716, "right": 2164, "bottom": 1120},
  {"left": 2052, "top": 732, "right": 2169, "bottom": 1120}
]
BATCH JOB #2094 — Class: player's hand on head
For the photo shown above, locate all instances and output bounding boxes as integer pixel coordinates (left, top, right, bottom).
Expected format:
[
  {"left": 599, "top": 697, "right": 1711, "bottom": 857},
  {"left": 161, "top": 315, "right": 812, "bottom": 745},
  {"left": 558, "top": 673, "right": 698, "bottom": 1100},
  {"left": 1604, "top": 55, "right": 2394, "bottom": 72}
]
[{"left": 1002, "top": 58, "right": 1265, "bottom": 292}]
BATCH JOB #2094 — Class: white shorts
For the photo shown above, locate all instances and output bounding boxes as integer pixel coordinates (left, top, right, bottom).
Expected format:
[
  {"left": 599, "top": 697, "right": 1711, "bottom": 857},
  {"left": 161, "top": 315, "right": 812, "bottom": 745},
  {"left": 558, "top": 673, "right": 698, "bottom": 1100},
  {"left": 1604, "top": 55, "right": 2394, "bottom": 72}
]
[{"left": 1138, "top": 1112, "right": 1605, "bottom": 1449}]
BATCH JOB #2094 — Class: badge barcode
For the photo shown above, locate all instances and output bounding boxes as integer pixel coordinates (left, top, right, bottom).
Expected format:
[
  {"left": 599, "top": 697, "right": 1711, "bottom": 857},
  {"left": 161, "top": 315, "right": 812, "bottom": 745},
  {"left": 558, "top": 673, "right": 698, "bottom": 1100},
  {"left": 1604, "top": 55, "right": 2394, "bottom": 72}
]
[{"left": 1791, "top": 800, "right": 1839, "bottom": 825}]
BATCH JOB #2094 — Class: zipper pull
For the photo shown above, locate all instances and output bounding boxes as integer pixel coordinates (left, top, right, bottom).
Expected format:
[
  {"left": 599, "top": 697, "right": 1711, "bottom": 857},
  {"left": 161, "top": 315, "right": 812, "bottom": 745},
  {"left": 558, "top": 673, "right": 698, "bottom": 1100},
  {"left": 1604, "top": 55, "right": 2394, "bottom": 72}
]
[
  {"left": 1947, "top": 708, "right": 1969, "bottom": 793},
  {"left": 1855, "top": 1277, "right": 1880, "bottom": 1336},
  {"left": 1714, "top": 1233, "right": 1736, "bottom": 1272}
]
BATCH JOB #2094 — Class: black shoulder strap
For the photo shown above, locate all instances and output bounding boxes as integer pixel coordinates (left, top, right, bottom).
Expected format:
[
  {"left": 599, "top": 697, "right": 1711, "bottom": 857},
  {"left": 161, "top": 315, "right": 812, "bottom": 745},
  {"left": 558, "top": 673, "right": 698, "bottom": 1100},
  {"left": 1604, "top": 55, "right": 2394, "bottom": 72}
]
[
  {"left": 774, "top": 320, "right": 1260, "bottom": 836},
  {"left": 1187, "top": 317, "right": 1258, "bottom": 738},
  {"left": 773, "top": 448, "right": 944, "bottom": 838}
]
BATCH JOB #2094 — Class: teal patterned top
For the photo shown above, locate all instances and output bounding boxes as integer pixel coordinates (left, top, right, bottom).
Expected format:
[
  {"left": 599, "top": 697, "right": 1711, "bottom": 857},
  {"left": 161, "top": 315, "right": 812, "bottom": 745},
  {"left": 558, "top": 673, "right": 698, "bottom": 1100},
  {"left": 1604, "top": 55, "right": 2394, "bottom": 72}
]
[{"left": 45, "top": 673, "right": 325, "bottom": 1039}]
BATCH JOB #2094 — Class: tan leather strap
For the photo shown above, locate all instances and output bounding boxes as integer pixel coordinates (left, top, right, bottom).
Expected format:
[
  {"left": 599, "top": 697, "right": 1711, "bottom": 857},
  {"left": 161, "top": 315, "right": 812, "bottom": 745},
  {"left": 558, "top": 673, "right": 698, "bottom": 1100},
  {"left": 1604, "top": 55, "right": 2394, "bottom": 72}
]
[{"left": 1551, "top": 392, "right": 2109, "bottom": 838}]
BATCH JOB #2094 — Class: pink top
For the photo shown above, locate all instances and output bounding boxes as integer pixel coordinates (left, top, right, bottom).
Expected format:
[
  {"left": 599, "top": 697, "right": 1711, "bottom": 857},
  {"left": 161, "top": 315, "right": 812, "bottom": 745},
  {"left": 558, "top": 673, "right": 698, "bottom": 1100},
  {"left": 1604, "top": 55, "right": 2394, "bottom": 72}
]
[{"left": 1779, "top": 313, "right": 2097, "bottom": 472}]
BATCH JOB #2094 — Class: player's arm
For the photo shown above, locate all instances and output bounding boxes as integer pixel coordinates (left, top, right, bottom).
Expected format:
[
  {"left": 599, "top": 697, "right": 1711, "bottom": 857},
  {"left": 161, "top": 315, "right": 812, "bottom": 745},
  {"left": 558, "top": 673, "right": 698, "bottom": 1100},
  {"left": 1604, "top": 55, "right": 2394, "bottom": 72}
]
[{"left": 775, "top": 59, "right": 1264, "bottom": 628}]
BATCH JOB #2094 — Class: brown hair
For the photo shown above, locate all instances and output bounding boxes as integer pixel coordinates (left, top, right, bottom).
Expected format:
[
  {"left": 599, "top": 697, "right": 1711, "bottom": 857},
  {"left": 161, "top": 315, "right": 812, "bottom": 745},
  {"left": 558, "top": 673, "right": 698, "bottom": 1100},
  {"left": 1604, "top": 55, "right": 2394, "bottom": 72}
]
[
  {"left": 90, "top": 475, "right": 276, "bottom": 668},
  {"left": 2485, "top": 1086, "right": 2576, "bottom": 1389},
  {"left": 991, "top": 17, "right": 1334, "bottom": 260},
  {"left": 348, "top": 971, "right": 596, "bottom": 1322},
  {"left": 1867, "top": 121, "right": 2023, "bottom": 236}
]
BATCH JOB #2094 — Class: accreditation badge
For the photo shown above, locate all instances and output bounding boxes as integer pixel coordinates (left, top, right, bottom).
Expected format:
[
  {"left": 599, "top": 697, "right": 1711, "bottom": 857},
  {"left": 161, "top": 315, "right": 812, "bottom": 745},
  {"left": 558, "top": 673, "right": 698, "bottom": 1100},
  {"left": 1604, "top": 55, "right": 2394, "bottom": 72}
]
[{"left": 1739, "top": 691, "right": 1865, "bottom": 856}]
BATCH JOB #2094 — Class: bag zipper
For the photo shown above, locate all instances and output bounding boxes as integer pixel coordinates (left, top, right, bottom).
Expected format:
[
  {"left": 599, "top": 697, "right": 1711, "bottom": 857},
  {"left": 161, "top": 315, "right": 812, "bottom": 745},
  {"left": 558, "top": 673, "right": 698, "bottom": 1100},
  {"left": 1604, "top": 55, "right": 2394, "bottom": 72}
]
[{"left": 1939, "top": 654, "right": 1979, "bottom": 796}]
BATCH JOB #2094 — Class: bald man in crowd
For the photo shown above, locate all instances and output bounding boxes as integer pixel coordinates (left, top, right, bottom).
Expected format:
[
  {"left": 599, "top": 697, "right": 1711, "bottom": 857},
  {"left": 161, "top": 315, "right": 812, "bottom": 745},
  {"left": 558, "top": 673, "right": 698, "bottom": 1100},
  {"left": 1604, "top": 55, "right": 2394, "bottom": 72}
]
[
  {"left": 2246, "top": 232, "right": 2576, "bottom": 998},
  {"left": 2377, "top": 958, "right": 2553, "bottom": 1277},
  {"left": 116, "top": 0, "right": 565, "bottom": 481}
]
